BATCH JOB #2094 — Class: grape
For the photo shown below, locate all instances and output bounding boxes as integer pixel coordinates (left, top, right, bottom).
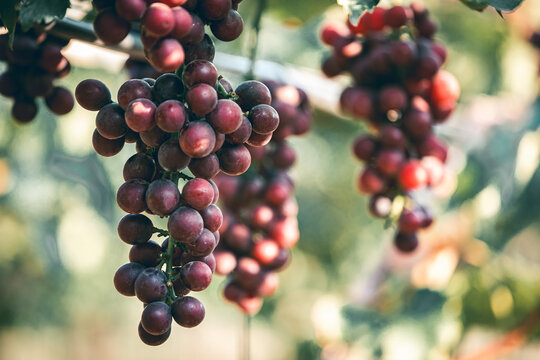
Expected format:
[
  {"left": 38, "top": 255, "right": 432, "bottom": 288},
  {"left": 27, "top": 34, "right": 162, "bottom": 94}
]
[
  {"left": 75, "top": 79, "right": 112, "bottom": 111},
  {"left": 11, "top": 98, "right": 38, "bottom": 123},
  {"left": 123, "top": 153, "right": 156, "bottom": 182},
  {"left": 223, "top": 223, "right": 252, "bottom": 253},
  {"left": 146, "top": 179, "right": 181, "bottom": 216},
  {"left": 115, "top": 0, "right": 147, "bottom": 22},
  {"left": 140, "top": 126, "right": 168, "bottom": 148},
  {"left": 168, "top": 206, "right": 204, "bottom": 243},
  {"left": 138, "top": 322, "right": 171, "bottom": 346},
  {"left": 226, "top": 116, "right": 252, "bottom": 144},
  {"left": 171, "top": 296, "right": 205, "bottom": 328},
  {"left": 181, "top": 261, "right": 212, "bottom": 291},
  {"left": 117, "top": 179, "right": 149, "bottom": 213},
  {"left": 93, "top": 8, "right": 131, "bottom": 45},
  {"left": 182, "top": 60, "right": 218, "bottom": 88},
  {"left": 358, "top": 168, "right": 386, "bottom": 194},
  {"left": 248, "top": 104, "right": 280, "bottom": 135},
  {"left": 247, "top": 132, "right": 273, "bottom": 148},
  {"left": 384, "top": 6, "right": 411, "bottom": 28},
  {"left": 184, "top": 34, "right": 215, "bottom": 64},
  {"left": 155, "top": 100, "right": 186, "bottom": 133},
  {"left": 158, "top": 138, "right": 191, "bottom": 172},
  {"left": 251, "top": 239, "right": 280, "bottom": 266},
  {"left": 134, "top": 267, "right": 168, "bottom": 304},
  {"left": 129, "top": 240, "right": 162, "bottom": 267},
  {"left": 199, "top": 204, "right": 223, "bottom": 232},
  {"left": 188, "top": 154, "right": 220, "bottom": 179},
  {"left": 141, "top": 302, "right": 172, "bottom": 336},
  {"left": 218, "top": 144, "right": 251, "bottom": 176},
  {"left": 0, "top": 71, "right": 20, "bottom": 97},
  {"left": 186, "top": 83, "right": 218, "bottom": 115},
  {"left": 210, "top": 10, "right": 244, "bottom": 42},
  {"left": 147, "top": 38, "right": 185, "bottom": 73},
  {"left": 181, "top": 13, "right": 205, "bottom": 44},
  {"left": 118, "top": 79, "right": 153, "bottom": 110},
  {"left": 375, "top": 149, "right": 404, "bottom": 176},
  {"left": 394, "top": 232, "right": 418, "bottom": 252},
  {"left": 95, "top": 103, "right": 126, "bottom": 140},
  {"left": 398, "top": 160, "right": 428, "bottom": 190},
  {"left": 198, "top": 0, "right": 231, "bottom": 21},
  {"left": 44, "top": 86, "right": 74, "bottom": 115},
  {"left": 235, "top": 81, "right": 272, "bottom": 111},
  {"left": 153, "top": 73, "right": 184, "bottom": 103},
  {"left": 368, "top": 194, "right": 393, "bottom": 218},
  {"left": 125, "top": 98, "right": 156, "bottom": 132},
  {"left": 142, "top": 3, "right": 175, "bottom": 37},
  {"left": 171, "top": 7, "right": 193, "bottom": 40},
  {"left": 188, "top": 228, "right": 217, "bottom": 256},
  {"left": 403, "top": 110, "right": 432, "bottom": 138},
  {"left": 214, "top": 250, "right": 237, "bottom": 275},
  {"left": 118, "top": 214, "right": 154, "bottom": 245},
  {"left": 182, "top": 178, "right": 214, "bottom": 210},
  {"left": 114, "top": 262, "right": 145, "bottom": 296},
  {"left": 92, "top": 129, "right": 125, "bottom": 157},
  {"left": 179, "top": 121, "right": 216, "bottom": 158},
  {"left": 207, "top": 99, "right": 243, "bottom": 134}
]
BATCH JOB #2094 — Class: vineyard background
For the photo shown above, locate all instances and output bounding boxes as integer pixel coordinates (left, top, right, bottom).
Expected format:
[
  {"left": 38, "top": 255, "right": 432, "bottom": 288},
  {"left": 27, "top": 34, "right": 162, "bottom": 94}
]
[{"left": 1, "top": 0, "right": 540, "bottom": 359}]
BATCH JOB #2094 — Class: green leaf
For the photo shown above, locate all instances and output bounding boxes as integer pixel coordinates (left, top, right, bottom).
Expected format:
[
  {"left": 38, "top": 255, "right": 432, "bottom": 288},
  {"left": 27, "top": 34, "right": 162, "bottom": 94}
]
[
  {"left": 459, "top": 0, "right": 489, "bottom": 11},
  {"left": 0, "top": 0, "right": 20, "bottom": 44},
  {"left": 18, "top": 0, "right": 70, "bottom": 31},
  {"left": 487, "top": 0, "right": 524, "bottom": 12}
]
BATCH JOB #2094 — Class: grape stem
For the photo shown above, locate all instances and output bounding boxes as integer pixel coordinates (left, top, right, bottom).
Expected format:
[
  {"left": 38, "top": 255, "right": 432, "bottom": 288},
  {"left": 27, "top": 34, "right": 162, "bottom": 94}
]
[
  {"left": 153, "top": 227, "right": 169, "bottom": 237},
  {"left": 245, "top": 0, "right": 268, "bottom": 80},
  {"left": 164, "top": 236, "right": 177, "bottom": 304}
]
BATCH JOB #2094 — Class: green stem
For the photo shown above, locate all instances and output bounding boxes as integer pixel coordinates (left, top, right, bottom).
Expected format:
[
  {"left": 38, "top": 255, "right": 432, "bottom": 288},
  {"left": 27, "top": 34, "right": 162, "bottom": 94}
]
[
  {"left": 245, "top": 0, "right": 267, "bottom": 80},
  {"left": 153, "top": 227, "right": 169, "bottom": 237},
  {"left": 165, "top": 236, "right": 177, "bottom": 304}
]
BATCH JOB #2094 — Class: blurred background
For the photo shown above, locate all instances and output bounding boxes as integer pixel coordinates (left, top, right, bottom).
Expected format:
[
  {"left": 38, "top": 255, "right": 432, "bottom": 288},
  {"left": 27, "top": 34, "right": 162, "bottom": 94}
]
[{"left": 1, "top": 0, "right": 540, "bottom": 359}]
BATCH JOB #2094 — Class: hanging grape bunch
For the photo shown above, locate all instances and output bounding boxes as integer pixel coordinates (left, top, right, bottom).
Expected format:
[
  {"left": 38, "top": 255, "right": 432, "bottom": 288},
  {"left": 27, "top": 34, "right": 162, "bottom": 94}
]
[
  {"left": 214, "top": 81, "right": 311, "bottom": 314},
  {"left": 321, "top": 4, "right": 460, "bottom": 252},
  {"left": 75, "top": 60, "right": 279, "bottom": 344},
  {"left": 92, "top": 0, "right": 244, "bottom": 72},
  {"left": 0, "top": 27, "right": 74, "bottom": 123}
]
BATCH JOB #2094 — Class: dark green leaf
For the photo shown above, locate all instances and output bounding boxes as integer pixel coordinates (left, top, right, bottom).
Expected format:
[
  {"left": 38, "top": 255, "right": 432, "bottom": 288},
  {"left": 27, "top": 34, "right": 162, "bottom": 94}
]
[
  {"left": 18, "top": 0, "right": 70, "bottom": 31},
  {"left": 459, "top": 0, "right": 489, "bottom": 11},
  {"left": 488, "top": 0, "right": 524, "bottom": 12},
  {"left": 0, "top": 0, "right": 20, "bottom": 45}
]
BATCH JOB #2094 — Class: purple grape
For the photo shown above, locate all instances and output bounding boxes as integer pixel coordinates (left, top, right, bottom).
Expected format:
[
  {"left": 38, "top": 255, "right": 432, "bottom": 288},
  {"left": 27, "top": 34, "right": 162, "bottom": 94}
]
[
  {"left": 141, "top": 301, "right": 172, "bottom": 336},
  {"left": 123, "top": 153, "right": 156, "bottom": 182},
  {"left": 75, "top": 79, "right": 112, "bottom": 111},
  {"left": 118, "top": 214, "right": 154, "bottom": 245},
  {"left": 114, "top": 262, "right": 145, "bottom": 296},
  {"left": 210, "top": 9, "right": 243, "bottom": 42},
  {"left": 249, "top": 104, "right": 280, "bottom": 135},
  {"left": 155, "top": 100, "right": 186, "bottom": 133},
  {"left": 226, "top": 116, "right": 252, "bottom": 144},
  {"left": 188, "top": 154, "right": 220, "bottom": 179},
  {"left": 181, "top": 261, "right": 212, "bottom": 291},
  {"left": 182, "top": 60, "right": 218, "bottom": 88},
  {"left": 134, "top": 267, "right": 168, "bottom": 303},
  {"left": 182, "top": 178, "right": 215, "bottom": 210},
  {"left": 168, "top": 206, "right": 204, "bottom": 244},
  {"left": 92, "top": 129, "right": 125, "bottom": 157},
  {"left": 218, "top": 144, "right": 251, "bottom": 175},
  {"left": 129, "top": 240, "right": 162, "bottom": 267},
  {"left": 138, "top": 322, "right": 171, "bottom": 346},
  {"left": 117, "top": 179, "right": 149, "bottom": 213},
  {"left": 235, "top": 81, "right": 272, "bottom": 111},
  {"left": 171, "top": 296, "right": 205, "bottom": 327},
  {"left": 186, "top": 83, "right": 218, "bottom": 116},
  {"left": 118, "top": 79, "right": 153, "bottom": 110},
  {"left": 199, "top": 204, "right": 223, "bottom": 232},
  {"left": 157, "top": 138, "right": 191, "bottom": 172},
  {"left": 179, "top": 121, "right": 216, "bottom": 158},
  {"left": 125, "top": 98, "right": 156, "bottom": 132},
  {"left": 96, "top": 103, "right": 126, "bottom": 140},
  {"left": 145, "top": 179, "right": 181, "bottom": 216},
  {"left": 207, "top": 99, "right": 243, "bottom": 134}
]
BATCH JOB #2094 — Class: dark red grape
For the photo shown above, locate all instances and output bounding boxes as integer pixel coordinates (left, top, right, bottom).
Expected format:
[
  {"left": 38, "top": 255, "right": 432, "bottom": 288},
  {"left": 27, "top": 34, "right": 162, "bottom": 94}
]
[
  {"left": 75, "top": 79, "right": 112, "bottom": 111},
  {"left": 179, "top": 121, "right": 216, "bottom": 158},
  {"left": 141, "top": 301, "right": 172, "bottom": 336},
  {"left": 123, "top": 153, "right": 156, "bottom": 182},
  {"left": 168, "top": 206, "right": 204, "bottom": 243},
  {"left": 207, "top": 99, "right": 243, "bottom": 134},
  {"left": 134, "top": 267, "right": 168, "bottom": 303},
  {"left": 218, "top": 144, "right": 251, "bottom": 175},
  {"left": 182, "top": 60, "right": 218, "bottom": 88},
  {"left": 93, "top": 8, "right": 131, "bottom": 45},
  {"left": 182, "top": 178, "right": 214, "bottom": 210},
  {"left": 117, "top": 179, "right": 149, "bottom": 213},
  {"left": 92, "top": 129, "right": 125, "bottom": 157},
  {"left": 129, "top": 240, "right": 162, "bottom": 267},
  {"left": 181, "top": 261, "right": 212, "bottom": 291},
  {"left": 171, "top": 296, "right": 205, "bottom": 327},
  {"left": 114, "top": 262, "right": 145, "bottom": 296},
  {"left": 235, "top": 81, "right": 272, "bottom": 111},
  {"left": 146, "top": 179, "right": 181, "bottom": 216},
  {"left": 186, "top": 83, "right": 218, "bottom": 115},
  {"left": 188, "top": 154, "right": 220, "bottom": 179},
  {"left": 118, "top": 214, "right": 154, "bottom": 245}
]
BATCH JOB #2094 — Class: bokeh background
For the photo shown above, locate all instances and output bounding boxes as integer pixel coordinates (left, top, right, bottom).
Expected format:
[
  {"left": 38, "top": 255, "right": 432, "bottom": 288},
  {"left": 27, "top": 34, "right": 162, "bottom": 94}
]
[{"left": 1, "top": 0, "right": 540, "bottom": 359}]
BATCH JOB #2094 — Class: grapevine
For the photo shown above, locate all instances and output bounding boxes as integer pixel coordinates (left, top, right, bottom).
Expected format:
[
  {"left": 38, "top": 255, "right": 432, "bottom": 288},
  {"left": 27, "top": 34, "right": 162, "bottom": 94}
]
[{"left": 321, "top": 4, "right": 460, "bottom": 252}]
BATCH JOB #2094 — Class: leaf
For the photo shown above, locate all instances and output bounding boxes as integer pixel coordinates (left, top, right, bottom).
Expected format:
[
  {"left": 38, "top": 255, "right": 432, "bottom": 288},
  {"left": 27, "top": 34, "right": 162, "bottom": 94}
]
[
  {"left": 18, "top": 0, "right": 70, "bottom": 31},
  {"left": 0, "top": 0, "right": 20, "bottom": 44},
  {"left": 487, "top": 0, "right": 524, "bottom": 12},
  {"left": 459, "top": 0, "right": 489, "bottom": 11}
]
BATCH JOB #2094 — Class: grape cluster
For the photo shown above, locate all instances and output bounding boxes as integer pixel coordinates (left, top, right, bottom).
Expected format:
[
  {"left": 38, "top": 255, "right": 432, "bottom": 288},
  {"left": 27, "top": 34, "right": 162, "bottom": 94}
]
[
  {"left": 75, "top": 60, "right": 279, "bottom": 343},
  {"left": 213, "top": 81, "right": 311, "bottom": 314},
  {"left": 92, "top": 0, "right": 244, "bottom": 72},
  {"left": 321, "top": 4, "right": 460, "bottom": 252},
  {"left": 0, "top": 28, "right": 74, "bottom": 123}
]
